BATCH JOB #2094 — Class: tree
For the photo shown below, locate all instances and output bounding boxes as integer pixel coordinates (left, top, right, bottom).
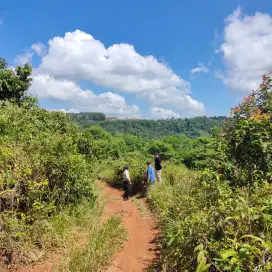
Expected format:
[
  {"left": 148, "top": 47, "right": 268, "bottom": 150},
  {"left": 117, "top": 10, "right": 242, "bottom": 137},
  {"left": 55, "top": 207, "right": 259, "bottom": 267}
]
[
  {"left": 0, "top": 58, "right": 33, "bottom": 105},
  {"left": 222, "top": 73, "right": 272, "bottom": 185}
]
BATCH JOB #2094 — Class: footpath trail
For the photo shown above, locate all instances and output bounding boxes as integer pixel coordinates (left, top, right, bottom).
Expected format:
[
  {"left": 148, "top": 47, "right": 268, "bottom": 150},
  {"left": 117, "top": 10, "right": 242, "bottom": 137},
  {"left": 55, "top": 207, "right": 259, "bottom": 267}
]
[
  {"left": 5, "top": 181, "right": 159, "bottom": 272},
  {"left": 97, "top": 181, "right": 159, "bottom": 272}
]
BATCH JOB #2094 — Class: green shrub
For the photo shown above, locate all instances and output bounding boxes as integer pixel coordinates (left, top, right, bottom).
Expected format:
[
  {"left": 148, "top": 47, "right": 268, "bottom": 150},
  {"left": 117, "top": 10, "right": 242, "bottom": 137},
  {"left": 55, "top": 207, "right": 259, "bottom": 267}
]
[
  {"left": 0, "top": 102, "right": 101, "bottom": 265},
  {"left": 148, "top": 168, "right": 272, "bottom": 271}
]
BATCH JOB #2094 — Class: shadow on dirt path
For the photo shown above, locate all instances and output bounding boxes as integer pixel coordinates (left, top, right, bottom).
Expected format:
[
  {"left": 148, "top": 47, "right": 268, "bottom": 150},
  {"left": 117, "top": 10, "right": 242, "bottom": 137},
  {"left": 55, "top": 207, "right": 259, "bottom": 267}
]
[{"left": 97, "top": 180, "right": 160, "bottom": 272}]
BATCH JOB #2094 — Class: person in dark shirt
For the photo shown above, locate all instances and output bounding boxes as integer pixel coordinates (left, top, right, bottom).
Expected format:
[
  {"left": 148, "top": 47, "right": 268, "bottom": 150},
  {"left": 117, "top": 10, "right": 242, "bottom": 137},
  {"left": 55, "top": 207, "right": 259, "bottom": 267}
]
[{"left": 154, "top": 153, "right": 162, "bottom": 183}]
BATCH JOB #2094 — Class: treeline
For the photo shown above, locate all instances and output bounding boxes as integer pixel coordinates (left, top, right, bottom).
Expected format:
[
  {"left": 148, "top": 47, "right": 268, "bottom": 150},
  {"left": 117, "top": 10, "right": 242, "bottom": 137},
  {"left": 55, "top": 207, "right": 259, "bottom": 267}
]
[
  {"left": 70, "top": 115, "right": 226, "bottom": 139},
  {"left": 70, "top": 112, "right": 106, "bottom": 122}
]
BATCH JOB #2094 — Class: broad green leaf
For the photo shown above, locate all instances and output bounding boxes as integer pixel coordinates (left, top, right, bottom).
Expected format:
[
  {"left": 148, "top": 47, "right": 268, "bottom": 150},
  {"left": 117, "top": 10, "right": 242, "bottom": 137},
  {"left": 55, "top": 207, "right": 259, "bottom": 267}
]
[{"left": 220, "top": 249, "right": 238, "bottom": 259}]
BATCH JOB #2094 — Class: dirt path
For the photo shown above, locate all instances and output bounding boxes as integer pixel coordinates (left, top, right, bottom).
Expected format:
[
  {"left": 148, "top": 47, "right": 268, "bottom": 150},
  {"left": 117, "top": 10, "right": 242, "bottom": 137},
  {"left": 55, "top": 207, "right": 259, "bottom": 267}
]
[
  {"left": 7, "top": 181, "right": 159, "bottom": 272},
  {"left": 98, "top": 181, "right": 159, "bottom": 272}
]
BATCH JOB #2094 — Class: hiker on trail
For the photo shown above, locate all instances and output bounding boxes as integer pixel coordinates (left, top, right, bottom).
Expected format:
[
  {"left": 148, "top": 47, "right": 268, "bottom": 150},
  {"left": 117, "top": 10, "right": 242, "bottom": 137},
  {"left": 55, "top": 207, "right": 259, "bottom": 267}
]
[
  {"left": 146, "top": 161, "right": 156, "bottom": 185},
  {"left": 154, "top": 153, "right": 162, "bottom": 183},
  {"left": 123, "top": 165, "right": 132, "bottom": 200}
]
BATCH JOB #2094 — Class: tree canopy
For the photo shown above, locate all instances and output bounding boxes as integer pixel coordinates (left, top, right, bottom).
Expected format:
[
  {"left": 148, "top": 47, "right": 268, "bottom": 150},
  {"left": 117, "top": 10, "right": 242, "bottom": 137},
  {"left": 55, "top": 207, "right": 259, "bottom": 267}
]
[
  {"left": 71, "top": 116, "right": 226, "bottom": 139},
  {"left": 0, "top": 58, "right": 34, "bottom": 106}
]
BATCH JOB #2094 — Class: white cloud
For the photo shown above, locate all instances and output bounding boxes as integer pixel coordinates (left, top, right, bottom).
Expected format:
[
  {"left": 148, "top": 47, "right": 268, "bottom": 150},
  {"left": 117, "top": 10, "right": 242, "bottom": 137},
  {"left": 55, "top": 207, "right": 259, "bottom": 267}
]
[
  {"left": 14, "top": 51, "right": 33, "bottom": 66},
  {"left": 14, "top": 43, "right": 47, "bottom": 66},
  {"left": 150, "top": 107, "right": 180, "bottom": 119},
  {"left": 29, "top": 74, "right": 140, "bottom": 118},
  {"left": 142, "top": 89, "right": 205, "bottom": 115},
  {"left": 191, "top": 63, "right": 209, "bottom": 75},
  {"left": 31, "top": 43, "right": 47, "bottom": 57},
  {"left": 35, "top": 30, "right": 204, "bottom": 114},
  {"left": 15, "top": 30, "right": 205, "bottom": 117},
  {"left": 38, "top": 30, "right": 186, "bottom": 93},
  {"left": 219, "top": 8, "right": 272, "bottom": 92},
  {"left": 0, "top": 18, "right": 3, "bottom": 25}
]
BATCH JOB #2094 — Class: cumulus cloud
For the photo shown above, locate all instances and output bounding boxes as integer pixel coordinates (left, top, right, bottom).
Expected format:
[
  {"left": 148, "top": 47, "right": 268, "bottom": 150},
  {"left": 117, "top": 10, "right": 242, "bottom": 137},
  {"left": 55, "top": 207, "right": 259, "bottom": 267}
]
[
  {"left": 14, "top": 52, "right": 33, "bottom": 66},
  {"left": 34, "top": 30, "right": 204, "bottom": 114},
  {"left": 38, "top": 30, "right": 186, "bottom": 93},
  {"left": 142, "top": 89, "right": 205, "bottom": 116},
  {"left": 191, "top": 63, "right": 209, "bottom": 75},
  {"left": 219, "top": 8, "right": 272, "bottom": 92},
  {"left": 31, "top": 43, "right": 47, "bottom": 57},
  {"left": 150, "top": 107, "right": 180, "bottom": 119},
  {"left": 15, "top": 30, "right": 205, "bottom": 117},
  {"left": 14, "top": 43, "right": 47, "bottom": 66},
  {"left": 29, "top": 74, "right": 140, "bottom": 118}
]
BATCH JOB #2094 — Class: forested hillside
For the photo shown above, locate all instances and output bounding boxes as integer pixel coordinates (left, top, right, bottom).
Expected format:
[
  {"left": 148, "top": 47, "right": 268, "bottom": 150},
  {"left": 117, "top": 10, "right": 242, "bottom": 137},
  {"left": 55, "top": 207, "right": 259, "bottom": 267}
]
[{"left": 70, "top": 115, "right": 226, "bottom": 139}]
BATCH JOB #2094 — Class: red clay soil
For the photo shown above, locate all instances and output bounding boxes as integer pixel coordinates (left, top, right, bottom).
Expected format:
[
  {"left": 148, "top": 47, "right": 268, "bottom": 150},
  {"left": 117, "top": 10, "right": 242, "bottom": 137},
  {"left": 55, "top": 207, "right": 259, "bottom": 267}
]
[
  {"left": 98, "top": 181, "right": 159, "bottom": 272},
  {"left": 8, "top": 181, "right": 159, "bottom": 272}
]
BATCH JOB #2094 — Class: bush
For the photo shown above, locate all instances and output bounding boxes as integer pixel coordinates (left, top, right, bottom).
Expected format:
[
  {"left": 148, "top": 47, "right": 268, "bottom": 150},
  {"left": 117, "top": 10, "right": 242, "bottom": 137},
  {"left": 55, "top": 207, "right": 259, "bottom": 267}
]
[
  {"left": 148, "top": 168, "right": 272, "bottom": 271},
  {"left": 147, "top": 74, "right": 272, "bottom": 272},
  {"left": 0, "top": 102, "right": 99, "bottom": 265},
  {"left": 220, "top": 74, "right": 272, "bottom": 186}
]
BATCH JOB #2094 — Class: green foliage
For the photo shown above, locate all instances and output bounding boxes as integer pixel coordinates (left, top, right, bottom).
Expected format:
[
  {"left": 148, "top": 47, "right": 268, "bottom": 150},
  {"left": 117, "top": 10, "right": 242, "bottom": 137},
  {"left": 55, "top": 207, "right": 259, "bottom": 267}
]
[
  {"left": 123, "top": 134, "right": 147, "bottom": 152},
  {"left": 0, "top": 102, "right": 105, "bottom": 265},
  {"left": 60, "top": 216, "right": 126, "bottom": 272},
  {"left": 73, "top": 116, "right": 225, "bottom": 139},
  {"left": 0, "top": 58, "right": 33, "bottom": 106},
  {"left": 220, "top": 74, "right": 272, "bottom": 186},
  {"left": 99, "top": 153, "right": 147, "bottom": 194},
  {"left": 148, "top": 140, "right": 173, "bottom": 160},
  {"left": 70, "top": 112, "right": 106, "bottom": 128},
  {"left": 148, "top": 167, "right": 272, "bottom": 271},
  {"left": 1, "top": 195, "right": 103, "bottom": 266},
  {"left": 147, "top": 74, "right": 272, "bottom": 271},
  {"left": 78, "top": 126, "right": 127, "bottom": 160}
]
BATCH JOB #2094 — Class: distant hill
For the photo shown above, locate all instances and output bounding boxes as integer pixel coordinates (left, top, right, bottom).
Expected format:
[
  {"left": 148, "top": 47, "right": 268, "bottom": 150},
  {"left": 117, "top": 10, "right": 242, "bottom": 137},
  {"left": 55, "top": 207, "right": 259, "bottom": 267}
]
[{"left": 70, "top": 113, "right": 226, "bottom": 139}]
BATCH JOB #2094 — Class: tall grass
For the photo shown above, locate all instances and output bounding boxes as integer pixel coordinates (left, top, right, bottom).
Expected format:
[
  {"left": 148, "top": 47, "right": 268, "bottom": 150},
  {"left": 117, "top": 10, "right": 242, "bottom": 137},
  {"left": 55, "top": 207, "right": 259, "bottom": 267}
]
[
  {"left": 147, "top": 166, "right": 272, "bottom": 271},
  {"left": 3, "top": 193, "right": 102, "bottom": 267},
  {"left": 60, "top": 216, "right": 126, "bottom": 272}
]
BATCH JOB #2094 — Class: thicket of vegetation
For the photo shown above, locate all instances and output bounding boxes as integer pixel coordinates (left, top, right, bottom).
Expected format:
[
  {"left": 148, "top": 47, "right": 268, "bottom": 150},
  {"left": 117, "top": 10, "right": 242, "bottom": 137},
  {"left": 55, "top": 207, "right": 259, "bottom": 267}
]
[
  {"left": 146, "top": 74, "right": 272, "bottom": 271},
  {"left": 71, "top": 115, "right": 225, "bottom": 139},
  {"left": 99, "top": 74, "right": 272, "bottom": 272},
  {"left": 0, "top": 59, "right": 127, "bottom": 270},
  {"left": 70, "top": 112, "right": 106, "bottom": 124},
  {"left": 1, "top": 55, "right": 271, "bottom": 272}
]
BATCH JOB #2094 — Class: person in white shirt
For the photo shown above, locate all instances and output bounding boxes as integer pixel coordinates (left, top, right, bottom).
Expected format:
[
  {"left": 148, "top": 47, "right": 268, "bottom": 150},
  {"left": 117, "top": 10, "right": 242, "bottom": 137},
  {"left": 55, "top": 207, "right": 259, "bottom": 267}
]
[{"left": 123, "top": 165, "right": 132, "bottom": 200}]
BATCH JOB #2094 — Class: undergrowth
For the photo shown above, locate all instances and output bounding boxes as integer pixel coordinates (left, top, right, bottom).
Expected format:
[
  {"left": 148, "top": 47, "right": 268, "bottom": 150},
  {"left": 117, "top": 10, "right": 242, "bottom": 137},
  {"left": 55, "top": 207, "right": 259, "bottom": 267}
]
[
  {"left": 59, "top": 216, "right": 126, "bottom": 272},
  {"left": 147, "top": 167, "right": 272, "bottom": 271}
]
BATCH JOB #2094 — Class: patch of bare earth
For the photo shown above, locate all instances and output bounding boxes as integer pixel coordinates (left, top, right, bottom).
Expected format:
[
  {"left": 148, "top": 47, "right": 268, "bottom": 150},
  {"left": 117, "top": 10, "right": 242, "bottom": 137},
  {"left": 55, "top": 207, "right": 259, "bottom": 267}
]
[
  {"left": 6, "top": 180, "right": 159, "bottom": 272},
  {"left": 98, "top": 181, "right": 159, "bottom": 272}
]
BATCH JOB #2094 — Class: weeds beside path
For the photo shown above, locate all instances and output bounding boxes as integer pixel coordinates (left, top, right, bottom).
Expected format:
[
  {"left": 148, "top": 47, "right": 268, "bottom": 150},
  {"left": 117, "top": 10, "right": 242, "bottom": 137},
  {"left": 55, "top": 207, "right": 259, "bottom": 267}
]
[
  {"left": 8, "top": 180, "right": 159, "bottom": 272},
  {"left": 97, "top": 180, "right": 160, "bottom": 272}
]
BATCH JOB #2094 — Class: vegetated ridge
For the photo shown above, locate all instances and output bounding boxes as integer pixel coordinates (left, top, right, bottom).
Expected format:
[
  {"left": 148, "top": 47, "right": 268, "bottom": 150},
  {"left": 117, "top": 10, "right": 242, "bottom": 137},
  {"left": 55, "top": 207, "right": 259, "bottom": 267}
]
[{"left": 70, "top": 113, "right": 226, "bottom": 139}]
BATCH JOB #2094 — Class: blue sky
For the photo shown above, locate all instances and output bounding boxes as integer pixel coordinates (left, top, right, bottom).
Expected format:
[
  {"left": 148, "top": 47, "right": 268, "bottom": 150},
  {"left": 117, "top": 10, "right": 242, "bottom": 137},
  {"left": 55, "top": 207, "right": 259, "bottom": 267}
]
[{"left": 1, "top": 0, "right": 272, "bottom": 119}]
